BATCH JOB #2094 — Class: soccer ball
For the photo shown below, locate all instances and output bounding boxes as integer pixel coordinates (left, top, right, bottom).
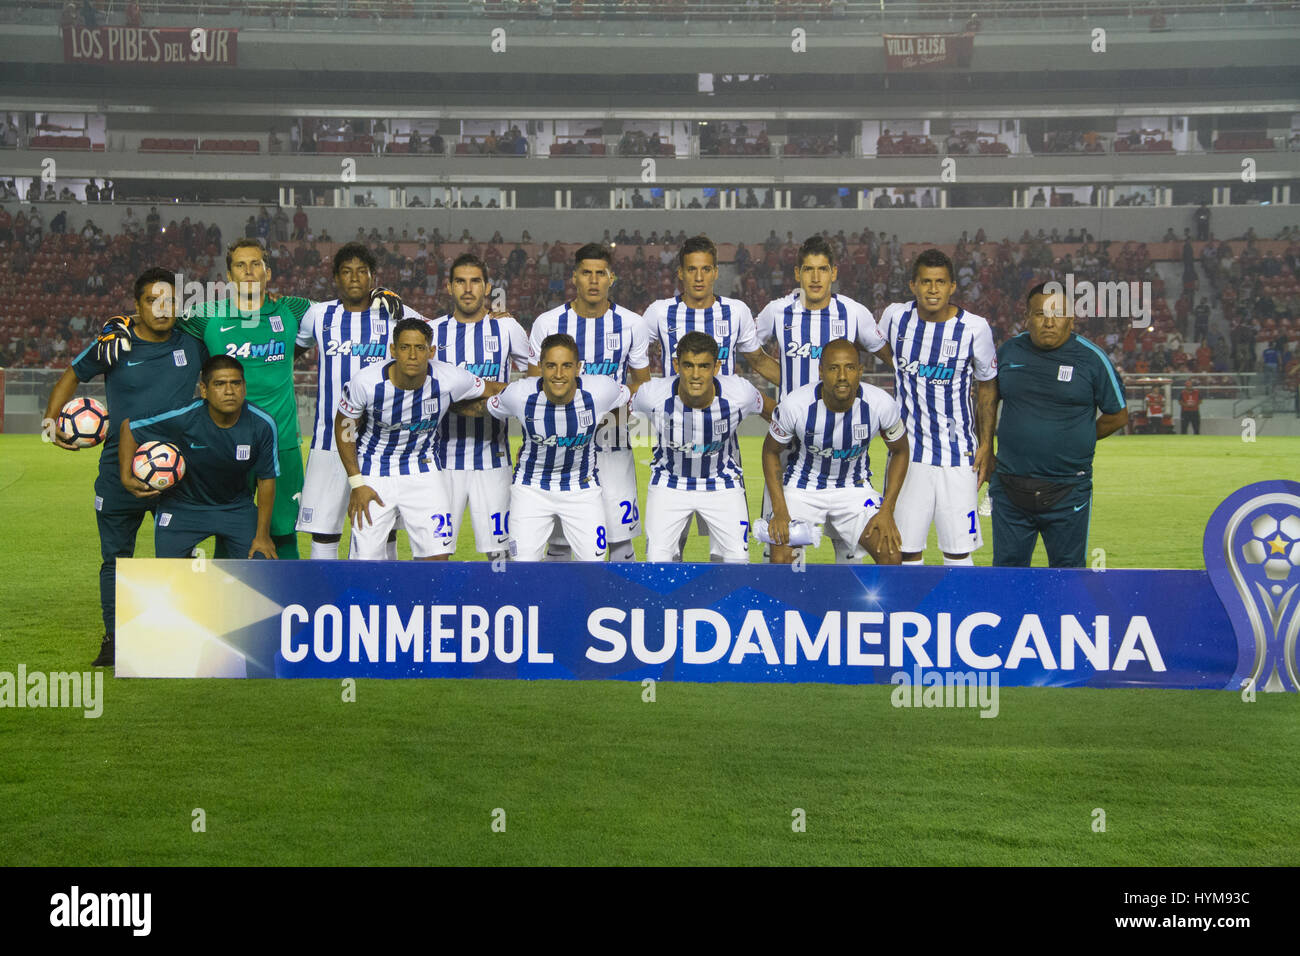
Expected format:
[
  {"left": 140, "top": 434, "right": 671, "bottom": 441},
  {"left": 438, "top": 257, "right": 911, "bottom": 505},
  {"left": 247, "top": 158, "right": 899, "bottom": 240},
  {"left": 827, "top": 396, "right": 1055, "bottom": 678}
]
[
  {"left": 57, "top": 397, "right": 109, "bottom": 448},
  {"left": 1242, "top": 513, "right": 1300, "bottom": 583},
  {"left": 132, "top": 441, "right": 186, "bottom": 491}
]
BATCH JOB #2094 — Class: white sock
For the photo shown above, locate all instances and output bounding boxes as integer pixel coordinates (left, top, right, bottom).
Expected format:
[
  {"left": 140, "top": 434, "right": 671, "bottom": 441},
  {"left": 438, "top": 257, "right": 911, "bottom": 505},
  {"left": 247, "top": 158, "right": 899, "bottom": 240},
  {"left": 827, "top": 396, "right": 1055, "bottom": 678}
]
[
  {"left": 942, "top": 555, "right": 974, "bottom": 567},
  {"left": 901, "top": 557, "right": 924, "bottom": 566},
  {"left": 386, "top": 536, "right": 398, "bottom": 560},
  {"left": 607, "top": 540, "right": 636, "bottom": 562},
  {"left": 309, "top": 540, "right": 339, "bottom": 560}
]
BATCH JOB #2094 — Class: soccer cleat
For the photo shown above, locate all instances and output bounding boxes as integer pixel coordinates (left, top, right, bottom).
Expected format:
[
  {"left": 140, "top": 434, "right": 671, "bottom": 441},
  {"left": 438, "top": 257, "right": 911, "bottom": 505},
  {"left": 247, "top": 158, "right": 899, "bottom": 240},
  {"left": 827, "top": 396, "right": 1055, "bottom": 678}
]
[{"left": 91, "top": 634, "right": 115, "bottom": 668}]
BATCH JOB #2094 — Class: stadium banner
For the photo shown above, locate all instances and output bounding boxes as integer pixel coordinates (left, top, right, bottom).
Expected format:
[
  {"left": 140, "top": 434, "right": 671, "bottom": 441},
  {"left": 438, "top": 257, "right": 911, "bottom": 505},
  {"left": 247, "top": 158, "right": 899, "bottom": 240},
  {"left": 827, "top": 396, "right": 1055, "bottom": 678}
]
[
  {"left": 115, "top": 480, "right": 1300, "bottom": 689},
  {"left": 882, "top": 33, "right": 974, "bottom": 72},
  {"left": 110, "top": 564, "right": 1247, "bottom": 689},
  {"left": 61, "top": 27, "right": 238, "bottom": 67}
]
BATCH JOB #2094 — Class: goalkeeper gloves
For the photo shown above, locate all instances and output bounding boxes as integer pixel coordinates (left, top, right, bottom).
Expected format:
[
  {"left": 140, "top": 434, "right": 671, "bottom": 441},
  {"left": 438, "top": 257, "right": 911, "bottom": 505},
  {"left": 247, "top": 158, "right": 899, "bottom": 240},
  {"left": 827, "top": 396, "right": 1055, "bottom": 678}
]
[
  {"left": 94, "top": 314, "right": 133, "bottom": 366},
  {"left": 369, "top": 286, "right": 404, "bottom": 320}
]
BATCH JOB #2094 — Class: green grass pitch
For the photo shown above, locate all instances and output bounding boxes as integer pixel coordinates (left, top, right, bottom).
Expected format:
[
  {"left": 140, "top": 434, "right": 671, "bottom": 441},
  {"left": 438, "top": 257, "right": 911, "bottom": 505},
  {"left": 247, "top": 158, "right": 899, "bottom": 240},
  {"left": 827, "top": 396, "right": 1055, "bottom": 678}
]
[{"left": 0, "top": 433, "right": 1296, "bottom": 865}]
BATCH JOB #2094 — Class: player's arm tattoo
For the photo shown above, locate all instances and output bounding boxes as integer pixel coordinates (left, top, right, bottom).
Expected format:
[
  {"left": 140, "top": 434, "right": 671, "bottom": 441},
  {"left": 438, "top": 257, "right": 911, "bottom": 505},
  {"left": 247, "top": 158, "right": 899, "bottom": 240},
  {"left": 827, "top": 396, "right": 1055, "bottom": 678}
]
[
  {"left": 742, "top": 348, "right": 782, "bottom": 387},
  {"left": 1096, "top": 408, "right": 1128, "bottom": 439}
]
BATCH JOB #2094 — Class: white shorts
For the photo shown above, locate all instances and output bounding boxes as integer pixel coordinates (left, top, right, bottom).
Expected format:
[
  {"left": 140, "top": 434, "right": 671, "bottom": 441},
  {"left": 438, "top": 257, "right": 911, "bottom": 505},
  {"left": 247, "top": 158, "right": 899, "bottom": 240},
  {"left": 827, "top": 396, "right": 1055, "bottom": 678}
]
[
  {"left": 512, "top": 484, "right": 608, "bottom": 562},
  {"left": 894, "top": 460, "right": 983, "bottom": 554},
  {"left": 547, "top": 448, "right": 640, "bottom": 550},
  {"left": 646, "top": 483, "right": 751, "bottom": 563},
  {"left": 349, "top": 470, "right": 455, "bottom": 560},
  {"left": 782, "top": 483, "right": 883, "bottom": 560},
  {"left": 297, "top": 446, "right": 348, "bottom": 534},
  {"left": 443, "top": 466, "right": 512, "bottom": 555}
]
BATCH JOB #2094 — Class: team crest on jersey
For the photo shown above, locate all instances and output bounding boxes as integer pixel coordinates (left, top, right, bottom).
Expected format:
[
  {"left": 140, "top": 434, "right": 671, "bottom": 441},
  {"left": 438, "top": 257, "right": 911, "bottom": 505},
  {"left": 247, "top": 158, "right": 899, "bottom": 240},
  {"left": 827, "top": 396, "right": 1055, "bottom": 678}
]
[
  {"left": 301, "top": 508, "right": 313, "bottom": 523},
  {"left": 579, "top": 409, "right": 595, "bottom": 428},
  {"left": 158, "top": 513, "right": 172, "bottom": 527},
  {"left": 1058, "top": 365, "right": 1074, "bottom": 382},
  {"left": 94, "top": 495, "right": 103, "bottom": 511},
  {"left": 423, "top": 398, "right": 438, "bottom": 417},
  {"left": 173, "top": 350, "right": 188, "bottom": 366},
  {"left": 941, "top": 340, "right": 959, "bottom": 359},
  {"left": 853, "top": 423, "right": 871, "bottom": 440},
  {"left": 485, "top": 335, "right": 499, "bottom": 352},
  {"left": 831, "top": 319, "right": 847, "bottom": 338},
  {"left": 236, "top": 444, "right": 250, "bottom": 461},
  {"left": 605, "top": 332, "right": 621, "bottom": 352},
  {"left": 716, "top": 319, "right": 731, "bottom": 337},
  {"left": 270, "top": 316, "right": 284, "bottom": 333},
  {"left": 373, "top": 319, "right": 386, "bottom": 335}
]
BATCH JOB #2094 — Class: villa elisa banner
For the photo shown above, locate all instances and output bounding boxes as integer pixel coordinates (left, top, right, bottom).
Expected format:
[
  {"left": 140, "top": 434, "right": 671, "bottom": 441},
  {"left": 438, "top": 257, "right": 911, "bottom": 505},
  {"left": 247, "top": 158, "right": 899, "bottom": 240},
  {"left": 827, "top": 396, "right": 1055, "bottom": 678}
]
[
  {"left": 62, "top": 26, "right": 238, "bottom": 67},
  {"left": 882, "top": 33, "right": 974, "bottom": 71}
]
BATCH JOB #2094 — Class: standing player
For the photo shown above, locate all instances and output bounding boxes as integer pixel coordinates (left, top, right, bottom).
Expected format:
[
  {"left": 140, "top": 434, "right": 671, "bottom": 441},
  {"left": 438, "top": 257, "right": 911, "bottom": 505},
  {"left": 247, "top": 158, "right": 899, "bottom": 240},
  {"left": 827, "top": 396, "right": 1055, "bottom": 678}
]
[
  {"left": 639, "top": 234, "right": 783, "bottom": 556},
  {"left": 44, "top": 268, "right": 206, "bottom": 666},
  {"left": 877, "top": 249, "right": 998, "bottom": 566},
  {"left": 761, "top": 339, "right": 909, "bottom": 565},
  {"left": 429, "top": 253, "right": 531, "bottom": 560},
  {"left": 527, "top": 243, "right": 650, "bottom": 561},
  {"left": 334, "top": 318, "right": 501, "bottom": 560},
  {"left": 295, "top": 242, "right": 427, "bottom": 559},
  {"left": 118, "top": 355, "right": 278, "bottom": 561},
  {"left": 632, "top": 332, "right": 775, "bottom": 562},
  {"left": 640, "top": 235, "right": 782, "bottom": 387},
  {"left": 754, "top": 234, "right": 894, "bottom": 561},
  {"left": 487, "top": 334, "right": 630, "bottom": 561}
]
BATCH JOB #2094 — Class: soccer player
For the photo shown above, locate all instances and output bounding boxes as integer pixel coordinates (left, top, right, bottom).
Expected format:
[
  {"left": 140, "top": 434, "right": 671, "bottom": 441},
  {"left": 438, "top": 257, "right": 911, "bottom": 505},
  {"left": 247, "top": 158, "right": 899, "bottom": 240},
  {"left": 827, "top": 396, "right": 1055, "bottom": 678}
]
[
  {"left": 632, "top": 331, "right": 775, "bottom": 562},
  {"left": 295, "top": 242, "right": 427, "bottom": 559},
  {"left": 988, "top": 283, "right": 1128, "bottom": 568},
  {"left": 118, "top": 355, "right": 278, "bottom": 561},
  {"left": 754, "top": 234, "right": 894, "bottom": 561},
  {"left": 877, "top": 249, "right": 998, "bottom": 567},
  {"left": 640, "top": 235, "right": 782, "bottom": 387},
  {"left": 175, "top": 239, "right": 312, "bottom": 559},
  {"left": 640, "top": 234, "right": 782, "bottom": 557},
  {"left": 487, "top": 334, "right": 630, "bottom": 561},
  {"left": 334, "top": 318, "right": 501, "bottom": 560},
  {"left": 428, "top": 253, "right": 531, "bottom": 559},
  {"left": 762, "top": 339, "right": 909, "bottom": 565},
  {"left": 45, "top": 268, "right": 206, "bottom": 667},
  {"left": 527, "top": 243, "right": 650, "bottom": 561}
]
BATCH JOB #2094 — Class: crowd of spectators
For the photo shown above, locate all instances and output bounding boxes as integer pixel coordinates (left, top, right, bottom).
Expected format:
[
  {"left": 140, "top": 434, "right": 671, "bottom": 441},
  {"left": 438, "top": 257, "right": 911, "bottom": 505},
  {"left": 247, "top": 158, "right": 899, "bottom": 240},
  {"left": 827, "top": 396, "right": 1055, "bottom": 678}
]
[
  {"left": 2, "top": 209, "right": 1297, "bottom": 403},
  {"left": 699, "top": 122, "right": 769, "bottom": 157}
]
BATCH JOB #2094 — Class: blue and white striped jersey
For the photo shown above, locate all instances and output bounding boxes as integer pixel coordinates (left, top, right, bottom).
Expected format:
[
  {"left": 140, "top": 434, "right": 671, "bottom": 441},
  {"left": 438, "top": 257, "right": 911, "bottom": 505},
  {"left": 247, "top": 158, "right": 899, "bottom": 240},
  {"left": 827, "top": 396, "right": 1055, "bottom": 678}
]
[
  {"left": 427, "top": 312, "right": 530, "bottom": 470},
  {"left": 337, "top": 359, "right": 485, "bottom": 477},
  {"left": 768, "top": 381, "right": 903, "bottom": 490},
  {"left": 640, "top": 295, "right": 760, "bottom": 376},
  {"left": 487, "top": 376, "right": 630, "bottom": 491},
  {"left": 877, "top": 301, "right": 997, "bottom": 467},
  {"left": 631, "top": 374, "right": 765, "bottom": 492},
  {"left": 527, "top": 301, "right": 648, "bottom": 453},
  {"left": 754, "top": 291, "right": 886, "bottom": 397},
  {"left": 296, "top": 299, "right": 427, "bottom": 451}
]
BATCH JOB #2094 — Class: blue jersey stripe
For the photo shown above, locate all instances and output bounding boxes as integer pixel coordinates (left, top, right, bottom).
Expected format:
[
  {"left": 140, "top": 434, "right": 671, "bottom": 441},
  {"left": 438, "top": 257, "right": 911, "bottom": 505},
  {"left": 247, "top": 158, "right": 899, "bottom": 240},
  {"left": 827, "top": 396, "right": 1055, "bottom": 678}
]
[
  {"left": 1076, "top": 334, "right": 1127, "bottom": 408},
  {"left": 130, "top": 398, "right": 203, "bottom": 430}
]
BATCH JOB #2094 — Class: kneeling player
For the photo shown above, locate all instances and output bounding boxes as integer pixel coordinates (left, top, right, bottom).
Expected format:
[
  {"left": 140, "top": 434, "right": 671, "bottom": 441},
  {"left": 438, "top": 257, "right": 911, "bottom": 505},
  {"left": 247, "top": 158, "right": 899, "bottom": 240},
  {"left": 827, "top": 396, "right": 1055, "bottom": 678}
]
[
  {"left": 119, "top": 355, "right": 279, "bottom": 560},
  {"left": 633, "top": 331, "right": 774, "bottom": 562},
  {"left": 487, "top": 334, "right": 630, "bottom": 562},
  {"left": 335, "top": 318, "right": 498, "bottom": 560},
  {"left": 762, "top": 339, "right": 909, "bottom": 564}
]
